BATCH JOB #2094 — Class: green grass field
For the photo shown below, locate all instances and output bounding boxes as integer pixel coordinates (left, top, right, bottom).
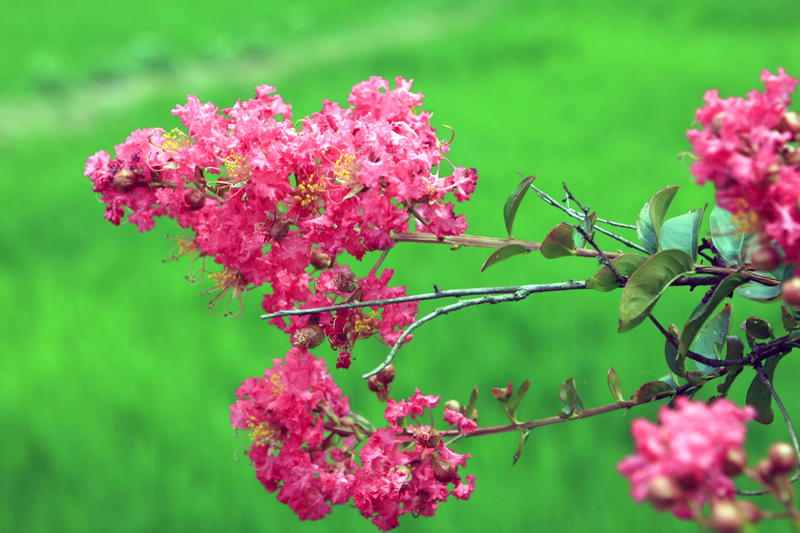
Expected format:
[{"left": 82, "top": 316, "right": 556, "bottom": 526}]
[{"left": 3, "top": 0, "right": 800, "bottom": 530}]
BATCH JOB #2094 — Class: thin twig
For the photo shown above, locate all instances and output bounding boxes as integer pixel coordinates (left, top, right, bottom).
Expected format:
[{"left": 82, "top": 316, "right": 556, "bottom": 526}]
[
  {"left": 575, "top": 224, "right": 625, "bottom": 284},
  {"left": 530, "top": 183, "right": 648, "bottom": 253},
  {"left": 562, "top": 182, "right": 589, "bottom": 214},
  {"left": 737, "top": 359, "right": 800, "bottom": 496},
  {"left": 361, "top": 280, "right": 587, "bottom": 379},
  {"left": 261, "top": 276, "right": 722, "bottom": 322}
]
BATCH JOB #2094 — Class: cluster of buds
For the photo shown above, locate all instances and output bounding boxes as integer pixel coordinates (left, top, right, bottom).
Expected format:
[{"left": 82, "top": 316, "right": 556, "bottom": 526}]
[{"left": 367, "top": 363, "right": 395, "bottom": 401}]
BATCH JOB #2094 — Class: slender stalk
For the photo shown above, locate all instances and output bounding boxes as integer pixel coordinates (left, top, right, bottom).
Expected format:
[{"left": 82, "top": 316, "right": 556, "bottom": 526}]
[{"left": 361, "top": 280, "right": 587, "bottom": 379}]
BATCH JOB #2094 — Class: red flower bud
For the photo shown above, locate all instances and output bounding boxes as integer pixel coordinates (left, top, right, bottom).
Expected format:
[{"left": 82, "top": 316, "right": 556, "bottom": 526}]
[
  {"left": 645, "top": 476, "right": 681, "bottom": 510},
  {"left": 333, "top": 271, "right": 358, "bottom": 293},
  {"left": 768, "top": 441, "right": 797, "bottom": 474},
  {"left": 309, "top": 248, "right": 332, "bottom": 270},
  {"left": 377, "top": 364, "right": 395, "bottom": 385},
  {"left": 445, "top": 399, "right": 461, "bottom": 412},
  {"left": 292, "top": 324, "right": 325, "bottom": 349},
  {"left": 710, "top": 499, "right": 742, "bottom": 533},
  {"left": 432, "top": 457, "right": 457, "bottom": 483},
  {"left": 736, "top": 500, "right": 761, "bottom": 524},
  {"left": 367, "top": 375, "right": 382, "bottom": 393},
  {"left": 750, "top": 245, "right": 781, "bottom": 272},
  {"left": 781, "top": 277, "right": 800, "bottom": 306},
  {"left": 184, "top": 188, "right": 206, "bottom": 211},
  {"left": 113, "top": 168, "right": 138, "bottom": 192},
  {"left": 193, "top": 166, "right": 207, "bottom": 188},
  {"left": 723, "top": 448, "right": 747, "bottom": 477}
]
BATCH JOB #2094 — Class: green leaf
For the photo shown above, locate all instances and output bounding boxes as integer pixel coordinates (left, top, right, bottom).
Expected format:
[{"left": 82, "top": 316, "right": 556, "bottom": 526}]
[
  {"left": 507, "top": 379, "right": 530, "bottom": 421},
  {"left": 465, "top": 386, "right": 479, "bottom": 418},
  {"left": 679, "top": 274, "right": 747, "bottom": 357},
  {"left": 636, "top": 185, "right": 679, "bottom": 254},
  {"left": 709, "top": 205, "right": 749, "bottom": 266},
  {"left": 736, "top": 265, "right": 790, "bottom": 302},
  {"left": 658, "top": 205, "right": 707, "bottom": 261},
  {"left": 746, "top": 354, "right": 787, "bottom": 425},
  {"left": 541, "top": 223, "right": 577, "bottom": 258},
  {"left": 744, "top": 317, "right": 774, "bottom": 340},
  {"left": 558, "top": 377, "right": 584, "bottom": 419},
  {"left": 618, "top": 249, "right": 695, "bottom": 333},
  {"left": 691, "top": 302, "right": 732, "bottom": 373},
  {"left": 607, "top": 367, "right": 624, "bottom": 402},
  {"left": 782, "top": 305, "right": 800, "bottom": 332},
  {"left": 586, "top": 254, "right": 647, "bottom": 292},
  {"left": 574, "top": 211, "right": 597, "bottom": 249},
  {"left": 717, "top": 335, "right": 744, "bottom": 398},
  {"left": 503, "top": 174, "right": 535, "bottom": 238},
  {"left": 632, "top": 380, "right": 675, "bottom": 404},
  {"left": 664, "top": 324, "right": 686, "bottom": 377},
  {"left": 480, "top": 244, "right": 529, "bottom": 272}
]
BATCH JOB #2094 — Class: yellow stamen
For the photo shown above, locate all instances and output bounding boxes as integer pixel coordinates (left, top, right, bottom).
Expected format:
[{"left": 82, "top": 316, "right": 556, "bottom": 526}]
[
  {"left": 161, "top": 128, "right": 193, "bottom": 153},
  {"left": 223, "top": 153, "right": 252, "bottom": 183}
]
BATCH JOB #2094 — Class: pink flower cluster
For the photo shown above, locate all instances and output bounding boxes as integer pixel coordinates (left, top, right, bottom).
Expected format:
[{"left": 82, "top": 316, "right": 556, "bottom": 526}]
[
  {"left": 617, "top": 397, "right": 755, "bottom": 519},
  {"left": 687, "top": 68, "right": 800, "bottom": 263},
  {"left": 85, "top": 77, "right": 478, "bottom": 363},
  {"left": 230, "top": 351, "right": 476, "bottom": 530}
]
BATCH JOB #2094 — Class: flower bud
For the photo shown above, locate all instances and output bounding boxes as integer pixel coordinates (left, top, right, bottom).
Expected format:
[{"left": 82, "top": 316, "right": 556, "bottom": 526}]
[
  {"left": 710, "top": 499, "right": 742, "bottom": 533},
  {"left": 711, "top": 112, "right": 728, "bottom": 136},
  {"left": 309, "top": 248, "right": 332, "bottom": 270},
  {"left": 736, "top": 500, "right": 761, "bottom": 524},
  {"left": 377, "top": 364, "right": 395, "bottom": 385},
  {"left": 645, "top": 476, "right": 681, "bottom": 510},
  {"left": 432, "top": 457, "right": 457, "bottom": 483},
  {"left": 292, "top": 324, "right": 325, "bottom": 349},
  {"left": 768, "top": 441, "right": 797, "bottom": 474},
  {"left": 193, "top": 166, "right": 207, "bottom": 188},
  {"left": 376, "top": 388, "right": 390, "bottom": 402},
  {"left": 270, "top": 217, "right": 290, "bottom": 241},
  {"left": 367, "top": 375, "right": 382, "bottom": 393},
  {"left": 445, "top": 399, "right": 461, "bottom": 412},
  {"left": 723, "top": 448, "right": 748, "bottom": 477},
  {"left": 333, "top": 271, "right": 358, "bottom": 293},
  {"left": 113, "top": 168, "right": 138, "bottom": 192},
  {"left": 756, "top": 457, "right": 775, "bottom": 485},
  {"left": 778, "top": 111, "right": 800, "bottom": 135},
  {"left": 184, "top": 188, "right": 206, "bottom": 211},
  {"left": 781, "top": 277, "right": 800, "bottom": 306},
  {"left": 470, "top": 408, "right": 479, "bottom": 422},
  {"left": 750, "top": 245, "right": 781, "bottom": 272}
]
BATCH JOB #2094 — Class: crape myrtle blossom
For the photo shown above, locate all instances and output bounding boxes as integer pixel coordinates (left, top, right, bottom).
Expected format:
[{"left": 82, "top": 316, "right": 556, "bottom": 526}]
[
  {"left": 687, "top": 68, "right": 800, "bottom": 263},
  {"left": 230, "top": 353, "right": 476, "bottom": 530},
  {"left": 85, "top": 77, "right": 478, "bottom": 361},
  {"left": 617, "top": 398, "right": 755, "bottom": 519}
]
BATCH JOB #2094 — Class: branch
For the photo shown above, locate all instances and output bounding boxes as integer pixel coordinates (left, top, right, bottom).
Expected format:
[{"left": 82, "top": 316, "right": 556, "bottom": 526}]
[
  {"left": 361, "top": 280, "right": 587, "bottom": 379},
  {"left": 737, "top": 358, "right": 800, "bottom": 496}
]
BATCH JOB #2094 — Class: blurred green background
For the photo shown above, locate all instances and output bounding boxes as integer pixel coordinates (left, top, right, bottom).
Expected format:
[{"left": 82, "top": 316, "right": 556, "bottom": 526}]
[{"left": 3, "top": 0, "right": 800, "bottom": 531}]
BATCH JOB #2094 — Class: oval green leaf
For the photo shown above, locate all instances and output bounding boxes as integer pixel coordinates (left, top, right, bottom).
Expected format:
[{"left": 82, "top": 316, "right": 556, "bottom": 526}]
[
  {"left": 659, "top": 204, "right": 707, "bottom": 261},
  {"left": 746, "top": 354, "right": 787, "bottom": 425},
  {"left": 541, "top": 223, "right": 577, "bottom": 259},
  {"left": 607, "top": 367, "right": 624, "bottom": 402},
  {"left": 632, "top": 380, "right": 675, "bottom": 404},
  {"left": 709, "top": 205, "right": 749, "bottom": 266},
  {"left": 503, "top": 174, "right": 536, "bottom": 238},
  {"left": 618, "top": 249, "right": 695, "bottom": 333},
  {"left": 679, "top": 274, "right": 747, "bottom": 357},
  {"left": 636, "top": 185, "right": 679, "bottom": 254},
  {"left": 480, "top": 244, "right": 529, "bottom": 272},
  {"left": 691, "top": 302, "right": 732, "bottom": 373}
]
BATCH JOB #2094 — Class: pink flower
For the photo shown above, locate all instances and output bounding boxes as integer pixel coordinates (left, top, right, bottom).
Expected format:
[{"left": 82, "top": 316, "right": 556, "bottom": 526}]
[{"left": 618, "top": 397, "right": 755, "bottom": 518}]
